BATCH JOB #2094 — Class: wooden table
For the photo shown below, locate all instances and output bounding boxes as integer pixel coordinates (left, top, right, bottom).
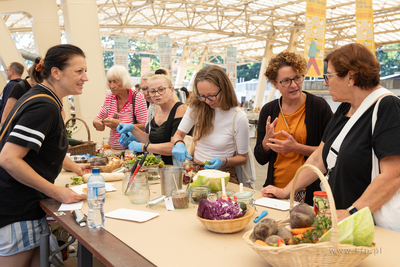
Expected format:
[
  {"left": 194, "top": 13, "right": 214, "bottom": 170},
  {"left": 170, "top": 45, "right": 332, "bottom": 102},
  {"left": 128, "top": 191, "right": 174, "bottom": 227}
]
[
  {"left": 44, "top": 171, "right": 400, "bottom": 267},
  {"left": 40, "top": 198, "right": 155, "bottom": 267}
]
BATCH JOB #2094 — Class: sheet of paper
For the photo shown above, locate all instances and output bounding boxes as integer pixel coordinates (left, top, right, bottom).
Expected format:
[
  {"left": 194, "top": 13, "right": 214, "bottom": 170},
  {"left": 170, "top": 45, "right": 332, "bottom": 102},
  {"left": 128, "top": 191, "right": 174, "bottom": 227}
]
[
  {"left": 254, "top": 197, "right": 297, "bottom": 211},
  {"left": 58, "top": 201, "right": 84, "bottom": 211},
  {"left": 70, "top": 183, "right": 116, "bottom": 194},
  {"left": 105, "top": 208, "right": 159, "bottom": 223}
]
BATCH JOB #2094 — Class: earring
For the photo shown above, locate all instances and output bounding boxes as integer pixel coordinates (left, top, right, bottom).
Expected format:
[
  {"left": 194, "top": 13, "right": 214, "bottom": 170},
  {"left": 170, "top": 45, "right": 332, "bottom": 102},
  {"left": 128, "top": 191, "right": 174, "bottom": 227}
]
[{"left": 348, "top": 84, "right": 351, "bottom": 87}]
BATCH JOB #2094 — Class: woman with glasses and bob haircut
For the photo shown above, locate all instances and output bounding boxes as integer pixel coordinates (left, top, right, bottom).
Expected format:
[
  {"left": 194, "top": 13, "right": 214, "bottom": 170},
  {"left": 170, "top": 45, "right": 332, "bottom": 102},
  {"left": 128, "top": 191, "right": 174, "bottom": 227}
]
[
  {"left": 117, "top": 74, "right": 190, "bottom": 165},
  {"left": 255, "top": 50, "right": 333, "bottom": 205},
  {"left": 262, "top": 43, "right": 400, "bottom": 231},
  {"left": 168, "top": 65, "right": 249, "bottom": 184}
]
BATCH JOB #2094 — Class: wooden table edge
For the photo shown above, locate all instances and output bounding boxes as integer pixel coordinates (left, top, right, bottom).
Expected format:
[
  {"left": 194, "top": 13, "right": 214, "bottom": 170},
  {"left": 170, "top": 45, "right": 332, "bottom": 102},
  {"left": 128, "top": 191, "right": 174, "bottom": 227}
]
[{"left": 40, "top": 198, "right": 155, "bottom": 267}]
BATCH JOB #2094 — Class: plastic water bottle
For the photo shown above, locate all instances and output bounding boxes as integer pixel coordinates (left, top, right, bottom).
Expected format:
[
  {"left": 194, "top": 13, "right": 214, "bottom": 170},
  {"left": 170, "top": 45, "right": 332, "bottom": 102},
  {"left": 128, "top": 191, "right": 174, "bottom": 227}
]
[{"left": 87, "top": 168, "right": 105, "bottom": 229}]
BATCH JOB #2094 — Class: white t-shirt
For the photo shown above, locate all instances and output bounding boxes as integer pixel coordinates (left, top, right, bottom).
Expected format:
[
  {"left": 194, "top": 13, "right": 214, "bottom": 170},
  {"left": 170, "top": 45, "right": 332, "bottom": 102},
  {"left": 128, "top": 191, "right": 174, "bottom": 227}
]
[{"left": 178, "top": 106, "right": 249, "bottom": 163}]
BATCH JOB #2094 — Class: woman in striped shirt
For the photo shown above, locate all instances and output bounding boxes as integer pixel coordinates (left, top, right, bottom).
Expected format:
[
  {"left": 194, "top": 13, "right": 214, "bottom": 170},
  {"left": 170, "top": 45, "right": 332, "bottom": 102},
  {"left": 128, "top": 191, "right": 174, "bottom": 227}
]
[{"left": 93, "top": 65, "right": 147, "bottom": 150}]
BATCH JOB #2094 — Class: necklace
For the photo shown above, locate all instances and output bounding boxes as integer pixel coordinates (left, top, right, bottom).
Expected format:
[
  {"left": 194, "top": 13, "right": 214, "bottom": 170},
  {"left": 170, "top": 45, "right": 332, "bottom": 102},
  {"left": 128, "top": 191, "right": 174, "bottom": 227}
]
[{"left": 278, "top": 96, "right": 292, "bottom": 136}]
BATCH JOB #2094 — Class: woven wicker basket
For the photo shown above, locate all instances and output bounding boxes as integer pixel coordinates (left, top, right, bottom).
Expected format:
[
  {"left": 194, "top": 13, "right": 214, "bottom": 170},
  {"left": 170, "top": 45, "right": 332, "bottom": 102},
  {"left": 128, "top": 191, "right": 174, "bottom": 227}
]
[
  {"left": 197, "top": 205, "right": 255, "bottom": 234},
  {"left": 243, "top": 164, "right": 376, "bottom": 267},
  {"left": 65, "top": 117, "right": 96, "bottom": 156}
]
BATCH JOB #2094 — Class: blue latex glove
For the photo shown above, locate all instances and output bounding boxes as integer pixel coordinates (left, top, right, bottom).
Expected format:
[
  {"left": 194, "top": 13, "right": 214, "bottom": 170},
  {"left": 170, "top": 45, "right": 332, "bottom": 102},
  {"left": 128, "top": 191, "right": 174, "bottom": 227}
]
[
  {"left": 205, "top": 157, "right": 223, "bottom": 170},
  {"left": 117, "top": 123, "right": 133, "bottom": 134},
  {"left": 118, "top": 132, "right": 138, "bottom": 147},
  {"left": 128, "top": 141, "right": 143, "bottom": 153},
  {"left": 172, "top": 143, "right": 193, "bottom": 162}
]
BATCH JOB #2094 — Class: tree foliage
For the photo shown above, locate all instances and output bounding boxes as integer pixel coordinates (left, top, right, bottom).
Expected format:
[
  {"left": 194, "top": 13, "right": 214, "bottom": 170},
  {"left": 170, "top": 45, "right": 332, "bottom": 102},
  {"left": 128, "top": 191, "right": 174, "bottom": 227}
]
[
  {"left": 101, "top": 37, "right": 160, "bottom": 77},
  {"left": 376, "top": 43, "right": 400, "bottom": 77}
]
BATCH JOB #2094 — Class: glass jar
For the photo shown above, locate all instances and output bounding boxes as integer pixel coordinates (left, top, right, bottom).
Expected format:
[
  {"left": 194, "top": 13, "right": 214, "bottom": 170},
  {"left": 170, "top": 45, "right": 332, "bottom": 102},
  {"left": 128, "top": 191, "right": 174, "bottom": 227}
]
[
  {"left": 189, "top": 186, "right": 210, "bottom": 204},
  {"left": 124, "top": 149, "right": 135, "bottom": 161},
  {"left": 216, "top": 190, "right": 235, "bottom": 200},
  {"left": 128, "top": 173, "right": 150, "bottom": 204},
  {"left": 122, "top": 172, "right": 131, "bottom": 195},
  {"left": 171, "top": 188, "right": 189, "bottom": 209},
  {"left": 147, "top": 166, "right": 160, "bottom": 181},
  {"left": 313, "top": 191, "right": 329, "bottom": 214},
  {"left": 182, "top": 159, "right": 194, "bottom": 185},
  {"left": 234, "top": 191, "right": 254, "bottom": 206},
  {"left": 102, "top": 137, "right": 110, "bottom": 150}
]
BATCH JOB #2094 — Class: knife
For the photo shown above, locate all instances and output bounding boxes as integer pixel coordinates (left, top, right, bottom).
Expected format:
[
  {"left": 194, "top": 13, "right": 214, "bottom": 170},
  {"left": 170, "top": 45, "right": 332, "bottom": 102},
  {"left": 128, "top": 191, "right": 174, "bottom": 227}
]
[
  {"left": 125, "top": 152, "right": 148, "bottom": 194},
  {"left": 254, "top": 210, "right": 268, "bottom": 223}
]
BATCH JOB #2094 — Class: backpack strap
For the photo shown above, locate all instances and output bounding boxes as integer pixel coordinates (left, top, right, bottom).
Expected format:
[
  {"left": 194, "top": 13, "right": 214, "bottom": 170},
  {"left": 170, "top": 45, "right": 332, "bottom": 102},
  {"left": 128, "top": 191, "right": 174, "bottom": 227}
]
[{"left": 0, "top": 94, "right": 59, "bottom": 142}]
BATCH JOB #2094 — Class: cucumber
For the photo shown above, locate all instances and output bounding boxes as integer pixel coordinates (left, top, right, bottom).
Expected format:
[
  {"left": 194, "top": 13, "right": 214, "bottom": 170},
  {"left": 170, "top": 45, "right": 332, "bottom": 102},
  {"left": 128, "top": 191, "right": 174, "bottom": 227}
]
[{"left": 68, "top": 138, "right": 86, "bottom": 146}]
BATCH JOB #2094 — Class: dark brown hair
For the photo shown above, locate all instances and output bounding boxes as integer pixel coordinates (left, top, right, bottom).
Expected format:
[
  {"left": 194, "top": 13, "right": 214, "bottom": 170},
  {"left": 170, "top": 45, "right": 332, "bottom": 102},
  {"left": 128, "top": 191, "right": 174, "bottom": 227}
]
[
  {"left": 30, "top": 57, "right": 44, "bottom": 84},
  {"left": 324, "top": 43, "right": 380, "bottom": 90},
  {"left": 264, "top": 50, "right": 307, "bottom": 82},
  {"left": 41, "top": 44, "right": 85, "bottom": 80}
]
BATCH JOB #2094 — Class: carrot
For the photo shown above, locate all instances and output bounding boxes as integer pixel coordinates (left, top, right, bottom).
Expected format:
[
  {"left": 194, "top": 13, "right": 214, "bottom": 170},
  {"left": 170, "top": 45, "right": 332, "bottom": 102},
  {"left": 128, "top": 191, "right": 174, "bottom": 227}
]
[
  {"left": 255, "top": 240, "right": 269, "bottom": 246},
  {"left": 277, "top": 238, "right": 286, "bottom": 247},
  {"left": 290, "top": 226, "right": 313, "bottom": 235},
  {"left": 288, "top": 233, "right": 304, "bottom": 245}
]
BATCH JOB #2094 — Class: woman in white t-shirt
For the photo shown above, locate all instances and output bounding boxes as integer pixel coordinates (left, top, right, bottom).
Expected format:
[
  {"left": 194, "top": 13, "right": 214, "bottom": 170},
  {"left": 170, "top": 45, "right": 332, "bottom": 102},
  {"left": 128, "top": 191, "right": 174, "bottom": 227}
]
[{"left": 171, "top": 65, "right": 249, "bottom": 184}]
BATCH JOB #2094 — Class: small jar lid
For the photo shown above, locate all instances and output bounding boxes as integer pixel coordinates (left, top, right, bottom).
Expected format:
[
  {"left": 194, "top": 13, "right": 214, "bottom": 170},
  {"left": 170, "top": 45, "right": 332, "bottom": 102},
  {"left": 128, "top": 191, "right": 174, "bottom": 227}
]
[
  {"left": 234, "top": 191, "right": 253, "bottom": 199},
  {"left": 313, "top": 191, "right": 327, "bottom": 197}
]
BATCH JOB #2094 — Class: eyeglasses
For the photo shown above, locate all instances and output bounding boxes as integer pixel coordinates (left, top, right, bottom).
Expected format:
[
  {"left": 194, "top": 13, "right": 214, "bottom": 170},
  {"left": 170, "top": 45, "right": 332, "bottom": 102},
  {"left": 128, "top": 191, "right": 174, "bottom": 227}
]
[
  {"left": 323, "top": 73, "right": 339, "bottom": 84},
  {"left": 196, "top": 89, "right": 222, "bottom": 102},
  {"left": 278, "top": 76, "right": 304, "bottom": 88},
  {"left": 140, "top": 87, "right": 148, "bottom": 93},
  {"left": 148, "top": 86, "right": 169, "bottom": 96}
]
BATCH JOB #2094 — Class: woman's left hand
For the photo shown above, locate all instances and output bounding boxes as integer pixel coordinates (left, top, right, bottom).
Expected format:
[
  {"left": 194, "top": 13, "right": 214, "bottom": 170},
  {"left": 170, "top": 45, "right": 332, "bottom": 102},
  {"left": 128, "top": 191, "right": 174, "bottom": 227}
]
[
  {"left": 128, "top": 141, "right": 143, "bottom": 152},
  {"left": 205, "top": 157, "right": 223, "bottom": 170},
  {"left": 103, "top": 118, "right": 121, "bottom": 129},
  {"left": 76, "top": 163, "right": 91, "bottom": 176},
  {"left": 336, "top": 209, "right": 350, "bottom": 222},
  {"left": 267, "top": 130, "right": 298, "bottom": 153}
]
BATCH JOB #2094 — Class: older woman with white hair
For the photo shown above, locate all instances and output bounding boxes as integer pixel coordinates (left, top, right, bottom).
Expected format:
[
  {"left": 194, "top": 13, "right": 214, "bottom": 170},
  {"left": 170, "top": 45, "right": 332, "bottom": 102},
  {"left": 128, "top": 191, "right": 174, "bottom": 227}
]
[{"left": 93, "top": 65, "right": 147, "bottom": 150}]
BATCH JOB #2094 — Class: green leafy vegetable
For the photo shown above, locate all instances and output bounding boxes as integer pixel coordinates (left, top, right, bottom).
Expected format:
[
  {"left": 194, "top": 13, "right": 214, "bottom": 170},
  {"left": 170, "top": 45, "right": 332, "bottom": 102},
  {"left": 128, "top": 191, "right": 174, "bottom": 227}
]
[
  {"left": 70, "top": 176, "right": 83, "bottom": 185},
  {"left": 318, "top": 207, "right": 374, "bottom": 246},
  {"left": 125, "top": 154, "right": 164, "bottom": 167}
]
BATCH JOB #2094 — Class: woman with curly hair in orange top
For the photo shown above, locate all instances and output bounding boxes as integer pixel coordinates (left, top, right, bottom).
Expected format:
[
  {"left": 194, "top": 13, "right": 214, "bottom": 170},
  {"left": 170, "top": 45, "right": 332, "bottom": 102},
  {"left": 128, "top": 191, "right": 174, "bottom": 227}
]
[{"left": 254, "top": 50, "right": 333, "bottom": 205}]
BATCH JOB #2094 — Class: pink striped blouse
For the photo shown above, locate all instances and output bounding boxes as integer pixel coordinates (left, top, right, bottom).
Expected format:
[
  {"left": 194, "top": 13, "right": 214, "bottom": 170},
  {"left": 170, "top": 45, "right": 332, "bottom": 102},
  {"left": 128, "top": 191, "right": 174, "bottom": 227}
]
[{"left": 96, "top": 89, "right": 147, "bottom": 150}]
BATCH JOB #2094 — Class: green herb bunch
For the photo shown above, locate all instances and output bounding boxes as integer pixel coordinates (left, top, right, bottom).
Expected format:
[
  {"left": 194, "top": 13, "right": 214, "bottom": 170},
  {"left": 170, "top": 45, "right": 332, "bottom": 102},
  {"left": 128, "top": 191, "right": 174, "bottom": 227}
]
[
  {"left": 292, "top": 211, "right": 332, "bottom": 244},
  {"left": 66, "top": 123, "right": 77, "bottom": 138}
]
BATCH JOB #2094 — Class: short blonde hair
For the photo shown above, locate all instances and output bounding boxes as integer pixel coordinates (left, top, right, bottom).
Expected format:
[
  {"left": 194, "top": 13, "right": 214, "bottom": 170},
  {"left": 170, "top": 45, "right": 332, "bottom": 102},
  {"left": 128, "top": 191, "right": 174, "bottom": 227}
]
[
  {"left": 147, "top": 74, "right": 173, "bottom": 88},
  {"left": 106, "top": 65, "right": 133, "bottom": 89},
  {"left": 141, "top": 70, "right": 155, "bottom": 81}
]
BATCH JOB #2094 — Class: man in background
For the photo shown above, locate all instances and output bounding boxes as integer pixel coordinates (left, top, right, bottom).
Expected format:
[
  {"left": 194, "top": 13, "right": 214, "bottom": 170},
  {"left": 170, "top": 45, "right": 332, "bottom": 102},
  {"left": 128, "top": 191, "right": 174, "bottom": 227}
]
[{"left": 0, "top": 62, "right": 24, "bottom": 119}]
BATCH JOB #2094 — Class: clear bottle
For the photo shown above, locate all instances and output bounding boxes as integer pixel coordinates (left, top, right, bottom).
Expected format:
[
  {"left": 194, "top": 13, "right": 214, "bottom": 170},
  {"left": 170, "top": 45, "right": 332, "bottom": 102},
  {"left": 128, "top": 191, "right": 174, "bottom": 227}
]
[
  {"left": 87, "top": 168, "right": 106, "bottom": 229},
  {"left": 128, "top": 172, "right": 150, "bottom": 204}
]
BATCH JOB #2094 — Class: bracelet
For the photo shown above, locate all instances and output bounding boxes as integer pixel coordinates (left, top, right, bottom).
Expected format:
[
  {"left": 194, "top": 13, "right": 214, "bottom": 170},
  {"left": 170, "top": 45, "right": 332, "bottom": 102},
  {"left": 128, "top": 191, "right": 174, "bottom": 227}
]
[
  {"left": 222, "top": 157, "right": 228, "bottom": 167},
  {"left": 174, "top": 140, "right": 185, "bottom": 146},
  {"left": 144, "top": 142, "right": 150, "bottom": 152}
]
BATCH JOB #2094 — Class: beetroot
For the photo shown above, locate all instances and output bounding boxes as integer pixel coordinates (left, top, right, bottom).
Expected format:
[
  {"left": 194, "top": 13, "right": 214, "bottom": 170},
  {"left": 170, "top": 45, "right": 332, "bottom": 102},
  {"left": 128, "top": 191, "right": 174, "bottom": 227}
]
[{"left": 290, "top": 203, "right": 316, "bottom": 228}]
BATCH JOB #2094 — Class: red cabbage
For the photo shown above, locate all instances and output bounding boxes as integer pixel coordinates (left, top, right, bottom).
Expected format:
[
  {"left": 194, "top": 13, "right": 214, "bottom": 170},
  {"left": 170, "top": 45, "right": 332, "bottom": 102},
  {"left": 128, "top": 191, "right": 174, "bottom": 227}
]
[{"left": 197, "top": 199, "right": 246, "bottom": 220}]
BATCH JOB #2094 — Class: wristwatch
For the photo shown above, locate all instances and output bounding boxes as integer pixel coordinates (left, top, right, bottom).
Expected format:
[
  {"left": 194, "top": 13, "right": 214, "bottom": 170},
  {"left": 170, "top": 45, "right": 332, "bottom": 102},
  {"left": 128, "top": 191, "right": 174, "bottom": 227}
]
[
  {"left": 347, "top": 206, "right": 358, "bottom": 215},
  {"left": 143, "top": 142, "right": 150, "bottom": 152}
]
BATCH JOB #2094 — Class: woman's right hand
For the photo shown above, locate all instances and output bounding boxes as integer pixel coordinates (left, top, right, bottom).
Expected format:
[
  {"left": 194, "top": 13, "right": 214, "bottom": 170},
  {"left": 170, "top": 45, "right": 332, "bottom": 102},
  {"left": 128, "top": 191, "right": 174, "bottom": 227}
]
[
  {"left": 172, "top": 143, "right": 193, "bottom": 162},
  {"left": 262, "top": 116, "right": 279, "bottom": 151},
  {"left": 261, "top": 185, "right": 288, "bottom": 199},
  {"left": 54, "top": 187, "right": 86, "bottom": 204},
  {"left": 93, "top": 118, "right": 105, "bottom": 131}
]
